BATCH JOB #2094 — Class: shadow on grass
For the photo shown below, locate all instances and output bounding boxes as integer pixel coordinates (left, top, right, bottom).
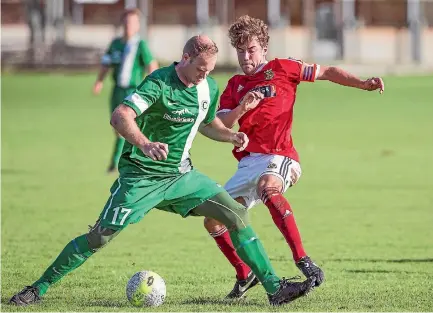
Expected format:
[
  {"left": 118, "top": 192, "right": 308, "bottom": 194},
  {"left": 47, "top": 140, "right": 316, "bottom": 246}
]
[
  {"left": 85, "top": 299, "right": 127, "bottom": 308},
  {"left": 180, "top": 296, "right": 263, "bottom": 306},
  {"left": 345, "top": 269, "right": 429, "bottom": 275},
  {"left": 329, "top": 258, "right": 433, "bottom": 264}
]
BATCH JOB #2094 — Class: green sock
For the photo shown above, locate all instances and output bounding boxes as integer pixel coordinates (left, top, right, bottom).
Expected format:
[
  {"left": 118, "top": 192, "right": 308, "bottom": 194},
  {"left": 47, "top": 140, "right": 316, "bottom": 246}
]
[
  {"left": 230, "top": 226, "right": 280, "bottom": 294},
  {"left": 32, "top": 235, "right": 94, "bottom": 296},
  {"left": 111, "top": 137, "right": 125, "bottom": 168}
]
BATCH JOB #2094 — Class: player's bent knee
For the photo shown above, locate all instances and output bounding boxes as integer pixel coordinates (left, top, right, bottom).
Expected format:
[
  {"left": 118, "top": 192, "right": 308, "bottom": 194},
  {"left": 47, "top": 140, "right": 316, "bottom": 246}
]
[
  {"left": 234, "top": 196, "right": 247, "bottom": 207},
  {"left": 260, "top": 186, "right": 281, "bottom": 205},
  {"left": 257, "top": 175, "right": 284, "bottom": 196},
  {"left": 203, "top": 217, "right": 224, "bottom": 232},
  {"left": 222, "top": 205, "right": 249, "bottom": 232},
  {"left": 195, "top": 192, "right": 250, "bottom": 232}
]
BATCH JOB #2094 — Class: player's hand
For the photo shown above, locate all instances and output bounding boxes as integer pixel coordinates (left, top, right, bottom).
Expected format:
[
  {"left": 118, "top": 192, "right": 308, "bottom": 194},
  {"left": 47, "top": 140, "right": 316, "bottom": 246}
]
[
  {"left": 231, "top": 132, "right": 249, "bottom": 152},
  {"left": 361, "top": 77, "right": 384, "bottom": 94},
  {"left": 239, "top": 91, "right": 264, "bottom": 112},
  {"left": 140, "top": 142, "right": 169, "bottom": 161},
  {"left": 93, "top": 81, "right": 103, "bottom": 95}
]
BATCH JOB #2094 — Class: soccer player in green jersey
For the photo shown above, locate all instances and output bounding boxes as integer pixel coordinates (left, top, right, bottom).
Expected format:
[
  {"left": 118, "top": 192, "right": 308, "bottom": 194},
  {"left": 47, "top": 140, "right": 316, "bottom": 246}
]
[
  {"left": 10, "top": 35, "right": 315, "bottom": 307},
  {"left": 93, "top": 8, "right": 159, "bottom": 173}
]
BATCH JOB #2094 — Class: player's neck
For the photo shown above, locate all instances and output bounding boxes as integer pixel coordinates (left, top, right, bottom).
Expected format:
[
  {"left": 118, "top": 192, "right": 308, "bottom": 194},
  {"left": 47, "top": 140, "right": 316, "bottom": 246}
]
[
  {"left": 175, "top": 64, "right": 194, "bottom": 88},
  {"left": 253, "top": 60, "right": 268, "bottom": 74},
  {"left": 124, "top": 33, "right": 139, "bottom": 42}
]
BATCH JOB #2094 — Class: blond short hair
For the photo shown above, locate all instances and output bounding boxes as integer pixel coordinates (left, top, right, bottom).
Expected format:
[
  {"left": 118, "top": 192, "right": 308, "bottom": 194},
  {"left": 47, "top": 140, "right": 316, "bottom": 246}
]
[{"left": 183, "top": 35, "right": 219, "bottom": 59}]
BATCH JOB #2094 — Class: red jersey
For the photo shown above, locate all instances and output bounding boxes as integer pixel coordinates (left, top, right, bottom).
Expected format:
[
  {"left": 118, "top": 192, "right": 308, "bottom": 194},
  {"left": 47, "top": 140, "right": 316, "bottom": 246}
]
[{"left": 218, "top": 58, "right": 319, "bottom": 163}]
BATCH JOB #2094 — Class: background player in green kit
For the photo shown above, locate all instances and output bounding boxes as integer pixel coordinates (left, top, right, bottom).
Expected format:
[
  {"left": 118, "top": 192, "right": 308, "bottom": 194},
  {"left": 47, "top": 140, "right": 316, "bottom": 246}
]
[
  {"left": 9, "top": 35, "right": 315, "bottom": 307},
  {"left": 93, "top": 8, "right": 159, "bottom": 173}
]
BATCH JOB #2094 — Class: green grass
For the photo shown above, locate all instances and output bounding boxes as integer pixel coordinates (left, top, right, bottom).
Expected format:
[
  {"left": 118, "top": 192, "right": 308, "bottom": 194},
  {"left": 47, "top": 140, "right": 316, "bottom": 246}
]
[{"left": 1, "top": 73, "right": 433, "bottom": 312}]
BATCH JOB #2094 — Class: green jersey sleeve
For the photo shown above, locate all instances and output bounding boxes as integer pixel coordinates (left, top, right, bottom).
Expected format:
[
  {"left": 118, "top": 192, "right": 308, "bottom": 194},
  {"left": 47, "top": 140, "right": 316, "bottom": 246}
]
[
  {"left": 139, "top": 40, "right": 154, "bottom": 66},
  {"left": 202, "top": 78, "right": 220, "bottom": 125},
  {"left": 101, "top": 39, "right": 115, "bottom": 66},
  {"left": 123, "top": 74, "right": 162, "bottom": 116}
]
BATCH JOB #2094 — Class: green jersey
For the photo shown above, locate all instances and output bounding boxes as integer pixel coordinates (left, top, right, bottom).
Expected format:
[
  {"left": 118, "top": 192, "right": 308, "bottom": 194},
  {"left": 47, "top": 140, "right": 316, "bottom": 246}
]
[
  {"left": 121, "top": 63, "right": 219, "bottom": 176},
  {"left": 102, "top": 35, "right": 154, "bottom": 88}
]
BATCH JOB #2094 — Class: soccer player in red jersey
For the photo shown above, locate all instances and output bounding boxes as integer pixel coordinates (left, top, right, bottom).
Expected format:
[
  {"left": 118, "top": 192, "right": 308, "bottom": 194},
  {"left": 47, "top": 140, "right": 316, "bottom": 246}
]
[{"left": 204, "top": 15, "right": 385, "bottom": 299}]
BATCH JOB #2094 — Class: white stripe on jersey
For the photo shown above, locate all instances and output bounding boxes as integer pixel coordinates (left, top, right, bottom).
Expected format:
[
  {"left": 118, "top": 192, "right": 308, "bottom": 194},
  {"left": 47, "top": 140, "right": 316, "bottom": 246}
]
[
  {"left": 180, "top": 79, "right": 211, "bottom": 162},
  {"left": 118, "top": 35, "right": 140, "bottom": 88}
]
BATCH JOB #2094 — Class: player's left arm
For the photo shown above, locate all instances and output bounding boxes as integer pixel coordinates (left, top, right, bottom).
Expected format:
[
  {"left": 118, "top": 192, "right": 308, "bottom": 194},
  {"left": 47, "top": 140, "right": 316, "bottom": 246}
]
[
  {"left": 316, "top": 65, "right": 384, "bottom": 94},
  {"left": 140, "top": 40, "right": 159, "bottom": 74},
  {"left": 199, "top": 118, "right": 249, "bottom": 152}
]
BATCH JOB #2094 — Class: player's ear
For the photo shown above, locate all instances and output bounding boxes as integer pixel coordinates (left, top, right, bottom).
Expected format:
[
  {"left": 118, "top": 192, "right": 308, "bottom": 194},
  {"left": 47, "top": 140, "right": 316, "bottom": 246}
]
[
  {"left": 262, "top": 46, "right": 268, "bottom": 56},
  {"left": 182, "top": 53, "right": 190, "bottom": 62}
]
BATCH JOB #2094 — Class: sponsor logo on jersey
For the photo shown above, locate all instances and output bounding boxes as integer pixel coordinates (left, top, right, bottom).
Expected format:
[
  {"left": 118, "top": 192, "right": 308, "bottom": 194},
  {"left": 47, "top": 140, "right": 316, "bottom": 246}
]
[
  {"left": 201, "top": 100, "right": 209, "bottom": 110},
  {"left": 237, "top": 85, "right": 244, "bottom": 92},
  {"left": 264, "top": 69, "right": 274, "bottom": 80},
  {"left": 163, "top": 113, "right": 195, "bottom": 123},
  {"left": 173, "top": 108, "right": 192, "bottom": 116}
]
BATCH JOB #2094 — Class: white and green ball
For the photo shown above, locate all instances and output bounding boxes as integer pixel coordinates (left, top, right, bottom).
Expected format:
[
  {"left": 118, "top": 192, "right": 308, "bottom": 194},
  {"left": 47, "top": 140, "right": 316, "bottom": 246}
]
[{"left": 126, "top": 271, "right": 166, "bottom": 307}]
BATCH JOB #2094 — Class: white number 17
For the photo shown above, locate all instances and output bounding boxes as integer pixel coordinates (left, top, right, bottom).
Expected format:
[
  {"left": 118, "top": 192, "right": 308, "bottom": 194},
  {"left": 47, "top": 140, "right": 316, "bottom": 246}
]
[{"left": 111, "top": 207, "right": 132, "bottom": 225}]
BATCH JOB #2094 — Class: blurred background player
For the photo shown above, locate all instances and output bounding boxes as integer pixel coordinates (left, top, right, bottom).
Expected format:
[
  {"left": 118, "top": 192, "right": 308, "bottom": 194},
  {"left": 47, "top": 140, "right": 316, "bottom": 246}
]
[
  {"left": 92, "top": 8, "right": 159, "bottom": 173},
  {"left": 203, "top": 15, "right": 384, "bottom": 299}
]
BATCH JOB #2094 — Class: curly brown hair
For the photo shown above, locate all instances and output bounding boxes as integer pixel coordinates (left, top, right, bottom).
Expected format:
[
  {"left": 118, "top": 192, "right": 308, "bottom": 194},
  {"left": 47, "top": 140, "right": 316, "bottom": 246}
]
[{"left": 228, "top": 15, "right": 269, "bottom": 48}]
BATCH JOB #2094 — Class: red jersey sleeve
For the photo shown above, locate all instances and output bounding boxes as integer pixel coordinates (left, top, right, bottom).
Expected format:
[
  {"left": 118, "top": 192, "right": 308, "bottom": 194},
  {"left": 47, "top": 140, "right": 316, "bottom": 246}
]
[
  {"left": 217, "top": 76, "right": 238, "bottom": 113},
  {"left": 279, "top": 57, "right": 320, "bottom": 83}
]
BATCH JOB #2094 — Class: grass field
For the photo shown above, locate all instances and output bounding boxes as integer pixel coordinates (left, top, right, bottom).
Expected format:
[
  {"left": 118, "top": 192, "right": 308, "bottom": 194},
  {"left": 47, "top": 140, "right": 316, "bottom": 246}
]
[{"left": 1, "top": 73, "right": 433, "bottom": 312}]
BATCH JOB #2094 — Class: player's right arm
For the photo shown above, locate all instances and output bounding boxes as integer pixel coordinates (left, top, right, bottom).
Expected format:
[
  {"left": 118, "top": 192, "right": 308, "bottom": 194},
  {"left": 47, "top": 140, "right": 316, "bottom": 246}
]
[
  {"left": 111, "top": 75, "right": 169, "bottom": 161},
  {"left": 316, "top": 66, "right": 384, "bottom": 93},
  {"left": 93, "top": 40, "right": 114, "bottom": 95},
  {"left": 217, "top": 78, "right": 264, "bottom": 128},
  {"left": 281, "top": 57, "right": 384, "bottom": 94}
]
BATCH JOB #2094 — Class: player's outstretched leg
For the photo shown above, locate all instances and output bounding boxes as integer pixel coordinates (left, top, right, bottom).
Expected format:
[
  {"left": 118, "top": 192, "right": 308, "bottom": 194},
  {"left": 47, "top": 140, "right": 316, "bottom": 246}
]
[
  {"left": 260, "top": 183, "right": 324, "bottom": 287},
  {"left": 9, "top": 220, "right": 121, "bottom": 306},
  {"left": 204, "top": 217, "right": 254, "bottom": 299},
  {"left": 195, "top": 192, "right": 315, "bottom": 305}
]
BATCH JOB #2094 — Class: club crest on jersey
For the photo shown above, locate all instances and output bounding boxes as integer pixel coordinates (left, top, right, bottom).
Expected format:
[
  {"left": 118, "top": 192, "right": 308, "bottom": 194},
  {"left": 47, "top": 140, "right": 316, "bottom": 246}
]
[
  {"left": 264, "top": 69, "right": 274, "bottom": 80},
  {"left": 201, "top": 100, "right": 209, "bottom": 110}
]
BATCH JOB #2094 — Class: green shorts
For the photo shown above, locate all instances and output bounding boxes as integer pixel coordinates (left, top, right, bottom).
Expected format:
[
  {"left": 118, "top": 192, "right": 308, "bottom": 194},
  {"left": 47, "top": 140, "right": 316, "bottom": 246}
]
[
  {"left": 99, "top": 169, "right": 225, "bottom": 230},
  {"left": 110, "top": 86, "right": 135, "bottom": 112}
]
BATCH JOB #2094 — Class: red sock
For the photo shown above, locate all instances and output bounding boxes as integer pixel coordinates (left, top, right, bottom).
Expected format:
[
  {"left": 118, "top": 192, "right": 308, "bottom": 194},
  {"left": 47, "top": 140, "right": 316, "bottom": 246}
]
[
  {"left": 209, "top": 227, "right": 251, "bottom": 280},
  {"left": 262, "top": 188, "right": 307, "bottom": 262}
]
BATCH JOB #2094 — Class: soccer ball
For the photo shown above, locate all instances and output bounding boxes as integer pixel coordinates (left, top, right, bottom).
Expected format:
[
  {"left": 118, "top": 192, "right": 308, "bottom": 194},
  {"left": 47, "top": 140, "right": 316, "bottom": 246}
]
[{"left": 126, "top": 270, "right": 166, "bottom": 307}]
